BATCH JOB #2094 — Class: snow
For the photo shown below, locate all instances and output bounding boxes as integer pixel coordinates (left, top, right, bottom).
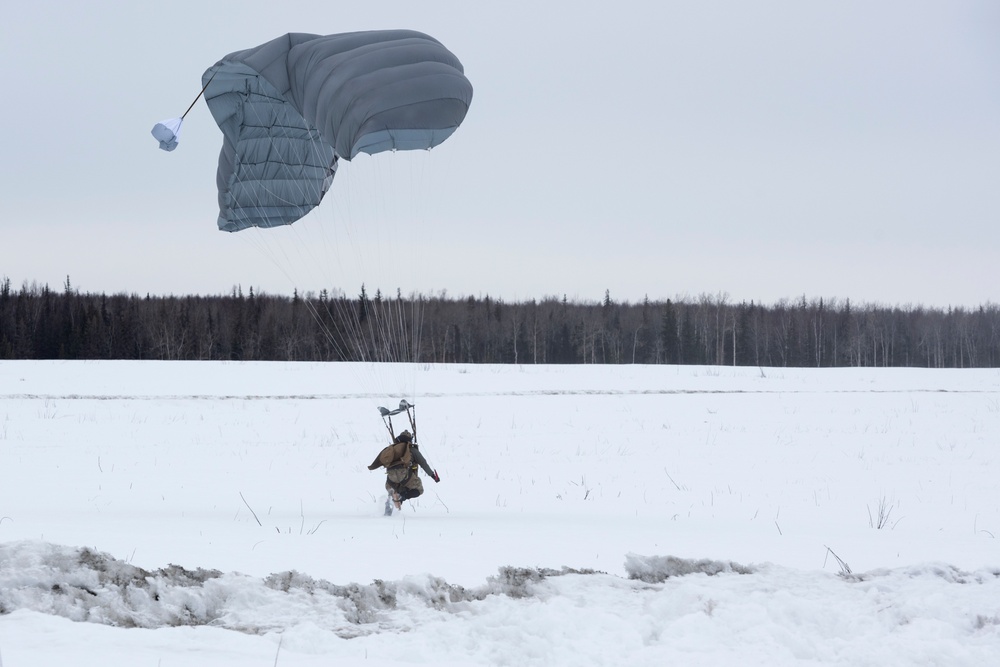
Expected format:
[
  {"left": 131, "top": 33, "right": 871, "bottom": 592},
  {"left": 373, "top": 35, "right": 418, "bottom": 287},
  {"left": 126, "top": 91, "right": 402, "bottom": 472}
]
[{"left": 1, "top": 360, "right": 999, "bottom": 665}]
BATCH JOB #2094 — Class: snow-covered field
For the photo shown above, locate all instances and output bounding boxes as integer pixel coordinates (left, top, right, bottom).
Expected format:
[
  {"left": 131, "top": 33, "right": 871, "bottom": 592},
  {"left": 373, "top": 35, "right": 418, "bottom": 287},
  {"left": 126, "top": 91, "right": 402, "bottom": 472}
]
[{"left": 1, "top": 360, "right": 998, "bottom": 665}]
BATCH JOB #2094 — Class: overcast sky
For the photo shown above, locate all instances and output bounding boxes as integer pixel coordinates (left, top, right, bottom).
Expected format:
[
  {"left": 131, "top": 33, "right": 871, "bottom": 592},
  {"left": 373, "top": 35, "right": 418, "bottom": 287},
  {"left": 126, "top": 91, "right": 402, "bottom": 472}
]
[{"left": 2, "top": 1, "right": 998, "bottom": 307}]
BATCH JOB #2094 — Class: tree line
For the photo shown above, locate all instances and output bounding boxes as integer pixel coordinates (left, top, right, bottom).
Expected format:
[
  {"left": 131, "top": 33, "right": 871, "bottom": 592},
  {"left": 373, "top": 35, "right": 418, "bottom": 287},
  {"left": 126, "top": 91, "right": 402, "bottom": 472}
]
[{"left": 2, "top": 277, "right": 999, "bottom": 368}]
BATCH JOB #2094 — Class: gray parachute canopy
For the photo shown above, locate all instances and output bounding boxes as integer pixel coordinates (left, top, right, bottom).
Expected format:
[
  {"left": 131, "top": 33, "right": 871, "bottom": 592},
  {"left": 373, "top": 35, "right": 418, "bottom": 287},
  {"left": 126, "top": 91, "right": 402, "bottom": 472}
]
[{"left": 202, "top": 31, "right": 473, "bottom": 232}]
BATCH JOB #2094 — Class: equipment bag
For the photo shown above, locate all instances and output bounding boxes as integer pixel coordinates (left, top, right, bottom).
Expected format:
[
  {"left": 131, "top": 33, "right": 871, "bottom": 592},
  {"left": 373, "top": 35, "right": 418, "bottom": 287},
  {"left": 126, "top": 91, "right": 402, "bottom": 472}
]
[{"left": 368, "top": 441, "right": 412, "bottom": 470}]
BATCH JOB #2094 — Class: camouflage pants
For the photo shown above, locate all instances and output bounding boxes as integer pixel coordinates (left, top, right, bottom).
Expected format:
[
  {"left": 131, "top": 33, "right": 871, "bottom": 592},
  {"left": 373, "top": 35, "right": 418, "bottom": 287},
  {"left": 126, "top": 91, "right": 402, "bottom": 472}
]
[{"left": 386, "top": 465, "right": 424, "bottom": 500}]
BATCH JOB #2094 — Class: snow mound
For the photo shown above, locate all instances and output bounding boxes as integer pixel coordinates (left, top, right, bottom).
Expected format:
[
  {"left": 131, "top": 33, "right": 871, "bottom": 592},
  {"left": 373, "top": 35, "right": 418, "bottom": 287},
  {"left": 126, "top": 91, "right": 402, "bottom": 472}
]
[{"left": 4, "top": 540, "right": 1000, "bottom": 655}]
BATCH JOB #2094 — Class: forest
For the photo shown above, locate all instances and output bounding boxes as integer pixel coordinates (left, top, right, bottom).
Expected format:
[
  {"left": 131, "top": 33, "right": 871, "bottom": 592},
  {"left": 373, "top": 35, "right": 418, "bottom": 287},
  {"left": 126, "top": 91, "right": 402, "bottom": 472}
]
[{"left": 2, "top": 277, "right": 999, "bottom": 367}]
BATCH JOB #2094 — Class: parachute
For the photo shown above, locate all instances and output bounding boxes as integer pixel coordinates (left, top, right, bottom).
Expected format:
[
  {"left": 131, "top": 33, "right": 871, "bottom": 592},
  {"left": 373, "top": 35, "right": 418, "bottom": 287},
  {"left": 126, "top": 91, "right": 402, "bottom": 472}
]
[
  {"left": 149, "top": 30, "right": 469, "bottom": 395},
  {"left": 159, "top": 30, "right": 473, "bottom": 232}
]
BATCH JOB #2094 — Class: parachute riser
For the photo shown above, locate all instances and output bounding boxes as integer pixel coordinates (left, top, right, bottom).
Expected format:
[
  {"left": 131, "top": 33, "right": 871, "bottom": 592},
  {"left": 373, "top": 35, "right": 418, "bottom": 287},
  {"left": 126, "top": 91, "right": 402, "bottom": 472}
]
[
  {"left": 381, "top": 413, "right": 396, "bottom": 442},
  {"left": 405, "top": 403, "right": 417, "bottom": 443}
]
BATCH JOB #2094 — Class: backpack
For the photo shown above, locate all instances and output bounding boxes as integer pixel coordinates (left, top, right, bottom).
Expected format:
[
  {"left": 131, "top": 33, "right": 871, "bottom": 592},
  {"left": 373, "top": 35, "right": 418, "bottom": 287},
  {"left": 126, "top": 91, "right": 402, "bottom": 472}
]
[{"left": 368, "top": 441, "right": 412, "bottom": 470}]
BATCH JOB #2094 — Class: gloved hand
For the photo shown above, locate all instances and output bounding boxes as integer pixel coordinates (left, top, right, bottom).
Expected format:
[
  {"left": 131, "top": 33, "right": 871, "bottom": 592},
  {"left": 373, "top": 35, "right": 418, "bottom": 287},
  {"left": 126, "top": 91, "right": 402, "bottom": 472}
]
[{"left": 431, "top": 469, "right": 440, "bottom": 483}]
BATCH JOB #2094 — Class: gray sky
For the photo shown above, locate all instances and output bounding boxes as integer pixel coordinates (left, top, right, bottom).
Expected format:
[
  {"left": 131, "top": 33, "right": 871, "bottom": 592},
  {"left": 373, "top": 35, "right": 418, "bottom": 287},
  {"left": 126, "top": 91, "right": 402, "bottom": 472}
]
[{"left": 2, "top": 1, "right": 998, "bottom": 307}]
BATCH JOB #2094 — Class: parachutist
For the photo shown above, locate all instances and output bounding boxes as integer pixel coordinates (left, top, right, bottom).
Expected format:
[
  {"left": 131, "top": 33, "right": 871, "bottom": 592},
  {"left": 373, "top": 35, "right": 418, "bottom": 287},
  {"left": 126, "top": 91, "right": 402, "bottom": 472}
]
[{"left": 368, "top": 429, "right": 440, "bottom": 516}]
